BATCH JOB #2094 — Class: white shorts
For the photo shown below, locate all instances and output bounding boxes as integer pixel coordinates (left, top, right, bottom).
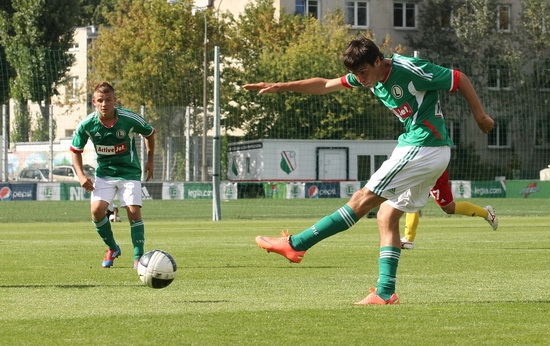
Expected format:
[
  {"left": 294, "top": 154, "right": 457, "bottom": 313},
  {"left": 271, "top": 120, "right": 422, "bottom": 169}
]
[
  {"left": 91, "top": 177, "right": 143, "bottom": 208},
  {"left": 365, "top": 146, "right": 450, "bottom": 213}
]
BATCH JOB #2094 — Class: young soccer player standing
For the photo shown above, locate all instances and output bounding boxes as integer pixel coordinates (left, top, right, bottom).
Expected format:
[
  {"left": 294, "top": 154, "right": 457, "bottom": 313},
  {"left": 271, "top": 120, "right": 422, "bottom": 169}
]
[
  {"left": 71, "top": 82, "right": 155, "bottom": 269},
  {"left": 244, "top": 36, "right": 495, "bottom": 304}
]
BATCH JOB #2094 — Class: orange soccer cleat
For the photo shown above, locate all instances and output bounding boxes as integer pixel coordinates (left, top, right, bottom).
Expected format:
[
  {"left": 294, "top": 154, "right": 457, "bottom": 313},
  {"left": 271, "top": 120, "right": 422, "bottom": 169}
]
[
  {"left": 255, "top": 231, "right": 306, "bottom": 263},
  {"left": 354, "top": 287, "right": 400, "bottom": 305}
]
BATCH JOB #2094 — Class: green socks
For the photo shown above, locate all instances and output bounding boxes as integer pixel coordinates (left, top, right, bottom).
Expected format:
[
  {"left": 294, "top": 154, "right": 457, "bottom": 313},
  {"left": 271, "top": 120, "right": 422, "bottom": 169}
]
[
  {"left": 131, "top": 220, "right": 145, "bottom": 260},
  {"left": 94, "top": 217, "right": 145, "bottom": 261},
  {"left": 290, "top": 205, "right": 359, "bottom": 251},
  {"left": 94, "top": 216, "right": 118, "bottom": 249},
  {"left": 376, "top": 246, "right": 401, "bottom": 300}
]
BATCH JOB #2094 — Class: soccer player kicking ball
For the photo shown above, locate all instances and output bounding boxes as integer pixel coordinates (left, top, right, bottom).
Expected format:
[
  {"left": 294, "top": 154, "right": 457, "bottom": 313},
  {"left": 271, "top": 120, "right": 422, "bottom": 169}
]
[
  {"left": 401, "top": 169, "right": 499, "bottom": 250},
  {"left": 244, "top": 36, "right": 495, "bottom": 305},
  {"left": 71, "top": 82, "right": 155, "bottom": 269}
]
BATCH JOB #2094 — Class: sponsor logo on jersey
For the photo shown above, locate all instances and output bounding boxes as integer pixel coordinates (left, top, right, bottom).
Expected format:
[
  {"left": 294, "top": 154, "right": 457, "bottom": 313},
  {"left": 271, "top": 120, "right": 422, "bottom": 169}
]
[
  {"left": 391, "top": 85, "right": 404, "bottom": 99},
  {"left": 96, "top": 143, "right": 128, "bottom": 155},
  {"left": 390, "top": 102, "right": 413, "bottom": 119}
]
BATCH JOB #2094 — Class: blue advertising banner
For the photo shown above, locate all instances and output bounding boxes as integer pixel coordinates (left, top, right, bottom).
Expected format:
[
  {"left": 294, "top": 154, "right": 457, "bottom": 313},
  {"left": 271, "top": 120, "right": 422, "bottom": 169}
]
[
  {"left": 305, "top": 182, "right": 340, "bottom": 198},
  {"left": 0, "top": 183, "right": 37, "bottom": 201}
]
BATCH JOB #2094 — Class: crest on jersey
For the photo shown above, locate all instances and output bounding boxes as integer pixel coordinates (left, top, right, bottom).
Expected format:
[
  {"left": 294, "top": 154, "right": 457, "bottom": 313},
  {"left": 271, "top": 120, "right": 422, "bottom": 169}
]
[
  {"left": 391, "top": 85, "right": 404, "bottom": 99},
  {"left": 116, "top": 129, "right": 126, "bottom": 139}
]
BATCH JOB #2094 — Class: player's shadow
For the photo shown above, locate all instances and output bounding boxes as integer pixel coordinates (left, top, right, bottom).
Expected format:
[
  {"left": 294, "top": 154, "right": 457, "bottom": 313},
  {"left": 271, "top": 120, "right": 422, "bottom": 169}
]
[{"left": 0, "top": 284, "right": 120, "bottom": 289}]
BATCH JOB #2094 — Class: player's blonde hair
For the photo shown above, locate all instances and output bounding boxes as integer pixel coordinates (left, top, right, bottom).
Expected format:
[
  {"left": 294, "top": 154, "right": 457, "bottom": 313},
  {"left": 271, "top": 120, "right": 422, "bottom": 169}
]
[{"left": 93, "top": 82, "right": 115, "bottom": 96}]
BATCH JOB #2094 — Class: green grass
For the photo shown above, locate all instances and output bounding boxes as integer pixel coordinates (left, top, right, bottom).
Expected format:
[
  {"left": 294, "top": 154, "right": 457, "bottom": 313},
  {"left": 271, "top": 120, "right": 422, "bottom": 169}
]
[{"left": 0, "top": 199, "right": 549, "bottom": 345}]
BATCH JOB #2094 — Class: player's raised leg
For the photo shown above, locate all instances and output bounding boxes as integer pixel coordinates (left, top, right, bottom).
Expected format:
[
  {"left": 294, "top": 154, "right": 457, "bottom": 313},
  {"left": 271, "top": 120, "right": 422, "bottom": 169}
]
[{"left": 255, "top": 189, "right": 383, "bottom": 262}]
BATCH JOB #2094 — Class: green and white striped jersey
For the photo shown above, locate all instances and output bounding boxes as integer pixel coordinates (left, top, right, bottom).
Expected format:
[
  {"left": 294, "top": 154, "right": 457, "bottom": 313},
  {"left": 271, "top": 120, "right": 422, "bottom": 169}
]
[
  {"left": 71, "top": 107, "right": 155, "bottom": 181},
  {"left": 341, "top": 54, "right": 458, "bottom": 147}
]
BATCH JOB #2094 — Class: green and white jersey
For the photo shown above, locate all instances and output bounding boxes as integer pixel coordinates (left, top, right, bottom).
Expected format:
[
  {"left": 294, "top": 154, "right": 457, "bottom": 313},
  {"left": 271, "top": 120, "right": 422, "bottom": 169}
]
[
  {"left": 70, "top": 107, "right": 155, "bottom": 180},
  {"left": 341, "top": 54, "right": 458, "bottom": 147}
]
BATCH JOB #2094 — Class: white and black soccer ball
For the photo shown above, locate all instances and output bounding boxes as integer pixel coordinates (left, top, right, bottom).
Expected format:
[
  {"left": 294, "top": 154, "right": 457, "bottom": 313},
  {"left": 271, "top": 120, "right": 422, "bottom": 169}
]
[
  {"left": 108, "top": 214, "right": 121, "bottom": 222},
  {"left": 137, "top": 250, "right": 177, "bottom": 289}
]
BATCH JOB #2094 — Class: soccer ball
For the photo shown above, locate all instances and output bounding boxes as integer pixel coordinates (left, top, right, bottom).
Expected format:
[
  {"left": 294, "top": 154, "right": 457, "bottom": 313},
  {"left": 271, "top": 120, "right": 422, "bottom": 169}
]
[
  {"left": 108, "top": 214, "right": 121, "bottom": 222},
  {"left": 137, "top": 250, "right": 177, "bottom": 289}
]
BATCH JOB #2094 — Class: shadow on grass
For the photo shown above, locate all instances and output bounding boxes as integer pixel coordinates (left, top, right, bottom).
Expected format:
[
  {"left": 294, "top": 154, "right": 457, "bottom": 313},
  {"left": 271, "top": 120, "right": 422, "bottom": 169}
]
[
  {"left": 0, "top": 283, "right": 140, "bottom": 289},
  {"left": 175, "top": 300, "right": 230, "bottom": 303}
]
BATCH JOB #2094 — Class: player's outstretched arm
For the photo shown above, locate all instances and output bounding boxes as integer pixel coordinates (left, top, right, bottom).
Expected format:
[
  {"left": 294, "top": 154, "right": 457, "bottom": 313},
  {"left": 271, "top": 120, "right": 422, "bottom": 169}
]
[
  {"left": 458, "top": 72, "right": 494, "bottom": 134},
  {"left": 244, "top": 77, "right": 345, "bottom": 95}
]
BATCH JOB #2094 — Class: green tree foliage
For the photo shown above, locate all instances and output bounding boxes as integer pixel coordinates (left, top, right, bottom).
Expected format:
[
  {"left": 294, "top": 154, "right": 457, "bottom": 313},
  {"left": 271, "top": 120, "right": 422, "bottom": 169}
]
[
  {"left": 410, "top": 0, "right": 549, "bottom": 179},
  {"left": 517, "top": 0, "right": 550, "bottom": 59},
  {"left": 0, "top": 0, "right": 78, "bottom": 142},
  {"left": 405, "top": 0, "right": 461, "bottom": 58},
  {"left": 90, "top": 0, "right": 227, "bottom": 178},
  {"left": 453, "top": 0, "right": 510, "bottom": 57},
  {"left": 78, "top": 0, "right": 117, "bottom": 26},
  {"left": 0, "top": 2, "right": 14, "bottom": 106},
  {"left": 222, "top": 0, "right": 402, "bottom": 141}
]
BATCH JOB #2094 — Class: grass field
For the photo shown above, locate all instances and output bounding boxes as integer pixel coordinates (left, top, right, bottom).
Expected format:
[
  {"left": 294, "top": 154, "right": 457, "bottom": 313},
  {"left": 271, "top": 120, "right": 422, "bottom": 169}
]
[{"left": 1, "top": 198, "right": 549, "bottom": 345}]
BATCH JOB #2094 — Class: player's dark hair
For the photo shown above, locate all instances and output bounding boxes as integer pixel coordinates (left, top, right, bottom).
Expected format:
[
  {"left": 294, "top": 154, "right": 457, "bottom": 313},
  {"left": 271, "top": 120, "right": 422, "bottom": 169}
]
[
  {"left": 93, "top": 82, "right": 115, "bottom": 95},
  {"left": 342, "top": 36, "right": 384, "bottom": 71}
]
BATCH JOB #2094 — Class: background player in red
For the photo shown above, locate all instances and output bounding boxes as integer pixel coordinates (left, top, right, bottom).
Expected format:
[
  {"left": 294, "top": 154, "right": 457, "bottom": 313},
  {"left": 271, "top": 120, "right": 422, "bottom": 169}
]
[{"left": 401, "top": 170, "right": 498, "bottom": 249}]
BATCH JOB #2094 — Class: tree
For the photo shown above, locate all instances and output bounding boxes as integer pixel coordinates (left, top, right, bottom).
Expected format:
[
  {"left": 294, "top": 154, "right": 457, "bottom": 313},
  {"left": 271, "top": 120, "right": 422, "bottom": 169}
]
[
  {"left": 0, "top": 0, "right": 13, "bottom": 105},
  {"left": 90, "top": 0, "right": 228, "bottom": 180},
  {"left": 0, "top": 0, "right": 79, "bottom": 142},
  {"left": 405, "top": 0, "right": 462, "bottom": 58},
  {"left": 78, "top": 0, "right": 117, "bottom": 26},
  {"left": 0, "top": 2, "right": 15, "bottom": 145},
  {"left": 222, "top": 0, "right": 404, "bottom": 141}
]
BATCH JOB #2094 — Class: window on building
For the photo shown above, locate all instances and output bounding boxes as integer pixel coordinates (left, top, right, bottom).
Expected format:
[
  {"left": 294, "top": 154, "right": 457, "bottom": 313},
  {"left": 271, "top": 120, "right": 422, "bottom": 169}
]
[
  {"left": 439, "top": 9, "right": 453, "bottom": 29},
  {"left": 346, "top": 1, "right": 369, "bottom": 28},
  {"left": 357, "top": 154, "right": 388, "bottom": 181},
  {"left": 67, "top": 76, "right": 79, "bottom": 101},
  {"left": 497, "top": 5, "right": 511, "bottom": 32},
  {"left": 447, "top": 120, "right": 461, "bottom": 146},
  {"left": 488, "top": 63, "right": 511, "bottom": 89},
  {"left": 357, "top": 155, "right": 370, "bottom": 181},
  {"left": 69, "top": 43, "right": 79, "bottom": 51},
  {"left": 295, "top": 0, "right": 319, "bottom": 19},
  {"left": 374, "top": 155, "right": 386, "bottom": 171},
  {"left": 535, "top": 116, "right": 550, "bottom": 147},
  {"left": 535, "top": 59, "right": 550, "bottom": 90},
  {"left": 394, "top": 2, "right": 416, "bottom": 28},
  {"left": 488, "top": 119, "right": 510, "bottom": 147}
]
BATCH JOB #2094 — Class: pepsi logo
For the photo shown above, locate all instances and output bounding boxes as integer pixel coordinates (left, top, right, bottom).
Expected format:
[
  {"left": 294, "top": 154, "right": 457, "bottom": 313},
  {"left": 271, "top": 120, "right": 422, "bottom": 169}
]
[
  {"left": 0, "top": 186, "right": 12, "bottom": 200},
  {"left": 308, "top": 185, "right": 319, "bottom": 198}
]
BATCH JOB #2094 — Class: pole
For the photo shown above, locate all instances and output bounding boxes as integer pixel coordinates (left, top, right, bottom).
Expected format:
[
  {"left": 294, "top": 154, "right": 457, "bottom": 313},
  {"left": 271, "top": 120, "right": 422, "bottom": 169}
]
[
  {"left": 48, "top": 104, "right": 54, "bottom": 181},
  {"left": 201, "top": 11, "right": 208, "bottom": 182},
  {"left": 141, "top": 105, "right": 146, "bottom": 181},
  {"left": 212, "top": 46, "right": 221, "bottom": 221},
  {"left": 2, "top": 104, "right": 7, "bottom": 182},
  {"left": 185, "top": 106, "right": 191, "bottom": 182}
]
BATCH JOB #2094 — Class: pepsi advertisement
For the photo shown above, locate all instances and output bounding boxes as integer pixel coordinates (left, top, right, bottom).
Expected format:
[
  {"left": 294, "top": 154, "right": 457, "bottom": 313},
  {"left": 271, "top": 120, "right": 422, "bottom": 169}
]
[
  {"left": 0, "top": 183, "right": 37, "bottom": 201},
  {"left": 304, "top": 182, "right": 340, "bottom": 198}
]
